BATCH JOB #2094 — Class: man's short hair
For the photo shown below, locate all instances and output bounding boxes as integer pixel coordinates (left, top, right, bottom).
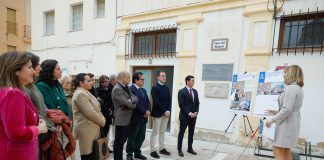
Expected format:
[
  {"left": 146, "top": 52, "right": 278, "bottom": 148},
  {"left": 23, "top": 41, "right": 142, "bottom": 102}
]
[
  {"left": 99, "top": 75, "right": 109, "bottom": 83},
  {"left": 117, "top": 71, "right": 129, "bottom": 80},
  {"left": 157, "top": 71, "right": 166, "bottom": 77},
  {"left": 132, "top": 72, "right": 143, "bottom": 83},
  {"left": 185, "top": 75, "right": 195, "bottom": 85}
]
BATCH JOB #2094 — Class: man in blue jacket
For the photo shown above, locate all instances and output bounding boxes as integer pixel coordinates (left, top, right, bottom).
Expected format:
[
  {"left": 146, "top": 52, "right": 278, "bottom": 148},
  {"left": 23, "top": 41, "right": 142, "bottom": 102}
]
[
  {"left": 126, "top": 72, "right": 151, "bottom": 160},
  {"left": 150, "top": 71, "right": 172, "bottom": 159}
]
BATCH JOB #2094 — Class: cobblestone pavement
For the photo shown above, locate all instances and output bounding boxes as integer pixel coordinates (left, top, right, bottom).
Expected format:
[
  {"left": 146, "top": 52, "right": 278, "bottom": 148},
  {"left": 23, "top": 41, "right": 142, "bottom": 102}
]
[{"left": 70, "top": 131, "right": 320, "bottom": 160}]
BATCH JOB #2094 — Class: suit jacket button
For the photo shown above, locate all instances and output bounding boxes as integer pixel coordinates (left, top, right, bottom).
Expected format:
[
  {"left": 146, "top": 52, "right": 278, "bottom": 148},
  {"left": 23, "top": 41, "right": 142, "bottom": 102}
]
[
  {"left": 57, "top": 106, "right": 60, "bottom": 109},
  {"left": 57, "top": 97, "right": 60, "bottom": 100}
]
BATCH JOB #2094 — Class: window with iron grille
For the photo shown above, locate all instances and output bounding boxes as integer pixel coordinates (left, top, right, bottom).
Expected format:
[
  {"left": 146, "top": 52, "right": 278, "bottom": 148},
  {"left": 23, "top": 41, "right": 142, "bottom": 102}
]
[
  {"left": 278, "top": 12, "right": 324, "bottom": 52},
  {"left": 132, "top": 29, "right": 177, "bottom": 57},
  {"left": 72, "top": 4, "right": 83, "bottom": 31},
  {"left": 96, "top": 0, "right": 105, "bottom": 18},
  {"left": 45, "top": 11, "right": 55, "bottom": 35},
  {"left": 7, "top": 8, "right": 17, "bottom": 35},
  {"left": 7, "top": 45, "right": 16, "bottom": 52}
]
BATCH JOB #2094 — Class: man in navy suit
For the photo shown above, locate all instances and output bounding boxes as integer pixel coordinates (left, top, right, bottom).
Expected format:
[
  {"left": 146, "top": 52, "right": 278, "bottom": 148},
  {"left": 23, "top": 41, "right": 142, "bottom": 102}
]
[
  {"left": 126, "top": 72, "right": 151, "bottom": 160},
  {"left": 177, "top": 75, "right": 200, "bottom": 157}
]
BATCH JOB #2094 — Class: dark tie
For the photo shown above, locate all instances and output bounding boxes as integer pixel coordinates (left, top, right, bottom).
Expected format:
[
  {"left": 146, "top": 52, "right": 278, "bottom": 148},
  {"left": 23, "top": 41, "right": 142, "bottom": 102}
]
[
  {"left": 189, "top": 88, "right": 194, "bottom": 101},
  {"left": 139, "top": 88, "right": 145, "bottom": 98}
]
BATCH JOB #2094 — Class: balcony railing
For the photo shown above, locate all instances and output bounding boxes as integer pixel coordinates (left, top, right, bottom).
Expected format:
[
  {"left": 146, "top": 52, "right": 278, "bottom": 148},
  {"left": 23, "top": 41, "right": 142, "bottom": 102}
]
[
  {"left": 24, "top": 25, "right": 31, "bottom": 39},
  {"left": 6, "top": 21, "right": 17, "bottom": 35}
]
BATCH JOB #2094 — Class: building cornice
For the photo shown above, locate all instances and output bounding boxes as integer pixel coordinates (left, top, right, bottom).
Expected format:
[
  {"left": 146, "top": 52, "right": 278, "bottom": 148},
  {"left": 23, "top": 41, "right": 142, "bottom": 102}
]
[{"left": 120, "top": 0, "right": 269, "bottom": 24}]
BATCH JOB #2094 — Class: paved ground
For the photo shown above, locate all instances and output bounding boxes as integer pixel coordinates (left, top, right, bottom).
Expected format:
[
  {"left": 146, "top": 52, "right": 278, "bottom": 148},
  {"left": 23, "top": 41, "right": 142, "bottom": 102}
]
[{"left": 71, "top": 131, "right": 322, "bottom": 160}]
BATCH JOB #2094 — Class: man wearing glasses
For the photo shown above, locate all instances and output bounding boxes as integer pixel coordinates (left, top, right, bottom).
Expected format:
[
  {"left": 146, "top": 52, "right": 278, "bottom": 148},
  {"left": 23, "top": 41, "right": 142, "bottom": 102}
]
[{"left": 126, "top": 72, "right": 151, "bottom": 160}]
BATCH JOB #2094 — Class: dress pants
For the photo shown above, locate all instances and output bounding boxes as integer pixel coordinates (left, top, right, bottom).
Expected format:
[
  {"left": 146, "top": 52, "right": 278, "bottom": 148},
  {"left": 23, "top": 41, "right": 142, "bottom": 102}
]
[
  {"left": 150, "top": 116, "right": 169, "bottom": 152},
  {"left": 177, "top": 117, "right": 196, "bottom": 151},
  {"left": 126, "top": 121, "right": 147, "bottom": 156},
  {"left": 114, "top": 125, "right": 129, "bottom": 160}
]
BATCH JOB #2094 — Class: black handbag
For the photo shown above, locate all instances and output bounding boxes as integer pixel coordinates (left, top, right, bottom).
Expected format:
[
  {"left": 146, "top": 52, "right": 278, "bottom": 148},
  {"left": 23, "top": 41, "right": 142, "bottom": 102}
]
[
  {"left": 93, "top": 128, "right": 109, "bottom": 160},
  {"left": 38, "top": 131, "right": 52, "bottom": 143}
]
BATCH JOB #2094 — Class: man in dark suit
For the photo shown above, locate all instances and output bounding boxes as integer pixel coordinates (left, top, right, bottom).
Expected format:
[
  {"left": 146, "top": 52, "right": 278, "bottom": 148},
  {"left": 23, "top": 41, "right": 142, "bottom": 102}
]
[
  {"left": 177, "top": 75, "right": 200, "bottom": 157},
  {"left": 126, "top": 72, "right": 151, "bottom": 160},
  {"left": 112, "top": 71, "right": 138, "bottom": 160}
]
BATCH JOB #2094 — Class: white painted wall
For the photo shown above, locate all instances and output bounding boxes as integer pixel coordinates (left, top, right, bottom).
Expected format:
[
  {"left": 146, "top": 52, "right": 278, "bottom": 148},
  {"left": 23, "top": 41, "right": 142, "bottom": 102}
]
[
  {"left": 195, "top": 8, "right": 248, "bottom": 136},
  {"left": 269, "top": 0, "right": 324, "bottom": 144},
  {"left": 269, "top": 54, "right": 324, "bottom": 144},
  {"left": 124, "top": 7, "right": 250, "bottom": 141},
  {"left": 31, "top": 0, "right": 117, "bottom": 75}
]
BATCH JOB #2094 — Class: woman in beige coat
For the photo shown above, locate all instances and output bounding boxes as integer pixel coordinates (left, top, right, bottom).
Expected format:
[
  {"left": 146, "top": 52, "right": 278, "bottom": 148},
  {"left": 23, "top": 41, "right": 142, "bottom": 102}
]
[
  {"left": 72, "top": 73, "right": 106, "bottom": 160},
  {"left": 266, "top": 65, "right": 304, "bottom": 160}
]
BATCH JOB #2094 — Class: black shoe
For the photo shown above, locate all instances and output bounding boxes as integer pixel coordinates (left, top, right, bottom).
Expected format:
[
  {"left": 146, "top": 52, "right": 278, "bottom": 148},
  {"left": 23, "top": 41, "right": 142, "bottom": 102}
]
[
  {"left": 159, "top": 148, "right": 171, "bottom": 156},
  {"left": 187, "top": 149, "right": 197, "bottom": 155},
  {"left": 134, "top": 154, "right": 147, "bottom": 160},
  {"left": 109, "top": 147, "right": 113, "bottom": 153},
  {"left": 150, "top": 151, "right": 160, "bottom": 159},
  {"left": 127, "top": 155, "right": 134, "bottom": 160},
  {"left": 178, "top": 150, "right": 184, "bottom": 157}
]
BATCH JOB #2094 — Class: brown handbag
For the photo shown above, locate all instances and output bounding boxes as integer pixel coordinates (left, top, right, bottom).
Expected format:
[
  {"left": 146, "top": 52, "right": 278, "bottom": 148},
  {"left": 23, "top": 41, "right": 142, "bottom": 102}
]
[{"left": 93, "top": 128, "right": 109, "bottom": 160}]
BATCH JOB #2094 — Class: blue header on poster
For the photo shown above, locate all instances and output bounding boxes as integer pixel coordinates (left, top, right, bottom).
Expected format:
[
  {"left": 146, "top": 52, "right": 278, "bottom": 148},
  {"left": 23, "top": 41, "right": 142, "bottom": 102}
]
[
  {"left": 233, "top": 74, "right": 238, "bottom": 82},
  {"left": 259, "top": 72, "right": 265, "bottom": 83}
]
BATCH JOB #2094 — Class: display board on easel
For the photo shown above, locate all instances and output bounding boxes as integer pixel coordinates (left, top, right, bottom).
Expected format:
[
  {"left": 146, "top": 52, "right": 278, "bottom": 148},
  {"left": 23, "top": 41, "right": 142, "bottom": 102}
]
[
  {"left": 254, "top": 71, "right": 285, "bottom": 117},
  {"left": 229, "top": 73, "right": 256, "bottom": 115}
]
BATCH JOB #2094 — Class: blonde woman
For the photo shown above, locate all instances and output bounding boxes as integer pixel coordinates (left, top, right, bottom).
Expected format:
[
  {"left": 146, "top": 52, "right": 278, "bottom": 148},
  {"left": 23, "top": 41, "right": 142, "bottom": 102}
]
[
  {"left": 266, "top": 65, "right": 304, "bottom": 160},
  {"left": 72, "top": 73, "right": 105, "bottom": 159},
  {"left": 60, "top": 76, "right": 73, "bottom": 115}
]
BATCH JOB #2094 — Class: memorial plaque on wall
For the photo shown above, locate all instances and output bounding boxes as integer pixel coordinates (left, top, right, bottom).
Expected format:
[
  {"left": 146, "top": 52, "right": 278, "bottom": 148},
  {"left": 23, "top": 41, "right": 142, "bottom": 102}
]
[
  {"left": 202, "top": 64, "right": 234, "bottom": 81},
  {"left": 205, "top": 82, "right": 229, "bottom": 99}
]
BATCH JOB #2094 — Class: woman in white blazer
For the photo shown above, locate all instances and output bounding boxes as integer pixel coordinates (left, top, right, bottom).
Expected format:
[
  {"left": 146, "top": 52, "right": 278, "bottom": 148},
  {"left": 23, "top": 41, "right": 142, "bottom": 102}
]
[
  {"left": 72, "top": 73, "right": 106, "bottom": 160},
  {"left": 266, "top": 65, "right": 304, "bottom": 160}
]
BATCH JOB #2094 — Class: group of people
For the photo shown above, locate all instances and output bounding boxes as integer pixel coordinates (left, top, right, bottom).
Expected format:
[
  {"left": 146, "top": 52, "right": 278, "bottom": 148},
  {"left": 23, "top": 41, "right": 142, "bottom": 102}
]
[
  {"left": 0, "top": 51, "right": 201, "bottom": 160},
  {"left": 0, "top": 51, "right": 75, "bottom": 160},
  {"left": 0, "top": 50, "right": 305, "bottom": 160},
  {"left": 110, "top": 71, "right": 200, "bottom": 160}
]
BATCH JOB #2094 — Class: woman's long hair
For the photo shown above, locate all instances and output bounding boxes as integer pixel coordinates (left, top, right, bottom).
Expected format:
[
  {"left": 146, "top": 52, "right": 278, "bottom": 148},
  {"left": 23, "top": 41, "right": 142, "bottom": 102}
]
[
  {"left": 284, "top": 65, "right": 304, "bottom": 87},
  {"left": 0, "top": 51, "right": 31, "bottom": 89},
  {"left": 25, "top": 52, "right": 40, "bottom": 83},
  {"left": 38, "top": 59, "right": 59, "bottom": 87}
]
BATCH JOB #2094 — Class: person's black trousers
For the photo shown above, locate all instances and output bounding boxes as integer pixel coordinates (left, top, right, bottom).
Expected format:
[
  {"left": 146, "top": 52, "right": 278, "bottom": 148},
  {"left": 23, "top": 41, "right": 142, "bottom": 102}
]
[
  {"left": 102, "top": 120, "right": 110, "bottom": 138},
  {"left": 114, "top": 125, "right": 129, "bottom": 160},
  {"left": 81, "top": 151, "right": 96, "bottom": 160},
  {"left": 126, "top": 121, "right": 147, "bottom": 156},
  {"left": 177, "top": 118, "right": 196, "bottom": 151}
]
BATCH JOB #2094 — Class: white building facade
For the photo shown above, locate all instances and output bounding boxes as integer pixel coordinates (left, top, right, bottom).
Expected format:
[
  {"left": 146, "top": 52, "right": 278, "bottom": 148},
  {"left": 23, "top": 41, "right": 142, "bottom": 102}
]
[
  {"left": 31, "top": 0, "right": 117, "bottom": 76},
  {"left": 32, "top": 0, "right": 324, "bottom": 154},
  {"left": 115, "top": 0, "right": 324, "bottom": 152}
]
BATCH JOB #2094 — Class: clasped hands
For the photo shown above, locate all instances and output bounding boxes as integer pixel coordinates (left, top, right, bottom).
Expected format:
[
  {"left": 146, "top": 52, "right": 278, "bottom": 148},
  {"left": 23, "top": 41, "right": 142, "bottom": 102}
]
[{"left": 189, "top": 112, "right": 198, "bottom": 118}]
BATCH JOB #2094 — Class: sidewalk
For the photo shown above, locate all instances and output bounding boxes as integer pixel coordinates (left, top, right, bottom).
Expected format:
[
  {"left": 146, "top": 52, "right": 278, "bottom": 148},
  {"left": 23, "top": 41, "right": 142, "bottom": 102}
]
[{"left": 73, "top": 130, "right": 273, "bottom": 160}]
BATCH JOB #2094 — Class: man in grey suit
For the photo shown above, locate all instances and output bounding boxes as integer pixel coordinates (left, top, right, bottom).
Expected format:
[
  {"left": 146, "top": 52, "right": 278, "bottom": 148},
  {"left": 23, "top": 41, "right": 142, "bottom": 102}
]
[{"left": 112, "top": 71, "right": 138, "bottom": 160}]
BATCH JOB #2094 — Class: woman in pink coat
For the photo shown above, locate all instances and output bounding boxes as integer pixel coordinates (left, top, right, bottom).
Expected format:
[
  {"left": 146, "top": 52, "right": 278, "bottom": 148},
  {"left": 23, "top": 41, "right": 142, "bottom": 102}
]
[{"left": 0, "top": 51, "right": 48, "bottom": 160}]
